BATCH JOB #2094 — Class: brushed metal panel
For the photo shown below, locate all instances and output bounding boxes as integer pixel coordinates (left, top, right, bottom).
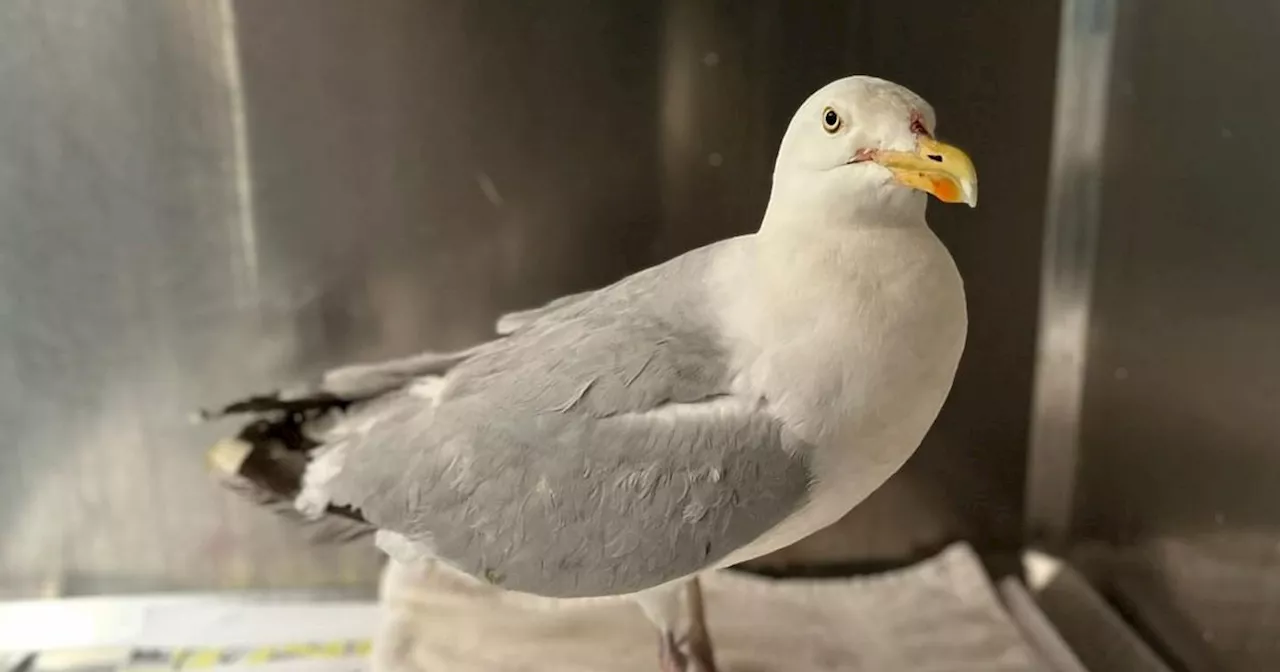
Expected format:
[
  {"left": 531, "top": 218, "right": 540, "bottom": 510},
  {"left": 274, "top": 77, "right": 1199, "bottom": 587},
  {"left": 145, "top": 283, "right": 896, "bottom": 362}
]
[
  {"left": 0, "top": 0, "right": 665, "bottom": 596},
  {"left": 1067, "top": 1, "right": 1280, "bottom": 669},
  {"left": 0, "top": 0, "right": 394, "bottom": 596},
  {"left": 1026, "top": 0, "right": 1117, "bottom": 547}
]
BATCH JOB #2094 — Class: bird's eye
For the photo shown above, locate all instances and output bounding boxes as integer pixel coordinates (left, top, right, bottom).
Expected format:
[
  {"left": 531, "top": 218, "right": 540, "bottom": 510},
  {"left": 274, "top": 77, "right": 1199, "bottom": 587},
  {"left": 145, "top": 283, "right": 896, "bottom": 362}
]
[
  {"left": 822, "top": 107, "right": 842, "bottom": 133},
  {"left": 910, "top": 118, "right": 931, "bottom": 137}
]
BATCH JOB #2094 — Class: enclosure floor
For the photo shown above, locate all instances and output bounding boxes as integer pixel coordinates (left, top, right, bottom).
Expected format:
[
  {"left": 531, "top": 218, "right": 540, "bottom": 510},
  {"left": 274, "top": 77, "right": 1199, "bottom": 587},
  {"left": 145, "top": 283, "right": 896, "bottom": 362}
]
[{"left": 373, "top": 543, "right": 1046, "bottom": 672}]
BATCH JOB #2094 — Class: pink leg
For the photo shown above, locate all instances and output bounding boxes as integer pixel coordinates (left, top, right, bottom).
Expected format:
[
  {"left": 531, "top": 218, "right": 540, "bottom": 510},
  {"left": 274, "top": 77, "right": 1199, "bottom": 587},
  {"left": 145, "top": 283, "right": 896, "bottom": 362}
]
[{"left": 644, "top": 578, "right": 719, "bottom": 672}]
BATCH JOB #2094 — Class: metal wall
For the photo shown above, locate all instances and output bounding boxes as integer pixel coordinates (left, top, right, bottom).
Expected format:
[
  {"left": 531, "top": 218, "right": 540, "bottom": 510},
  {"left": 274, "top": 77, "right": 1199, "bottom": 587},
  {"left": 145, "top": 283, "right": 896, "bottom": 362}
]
[
  {"left": 0, "top": 0, "right": 1059, "bottom": 596},
  {"left": 1028, "top": 1, "right": 1280, "bottom": 670}
]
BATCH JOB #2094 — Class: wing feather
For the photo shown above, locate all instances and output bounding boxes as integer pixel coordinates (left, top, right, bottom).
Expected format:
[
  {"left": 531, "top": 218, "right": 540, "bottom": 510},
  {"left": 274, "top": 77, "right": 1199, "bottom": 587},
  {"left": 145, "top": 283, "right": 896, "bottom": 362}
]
[{"left": 310, "top": 241, "right": 816, "bottom": 598}]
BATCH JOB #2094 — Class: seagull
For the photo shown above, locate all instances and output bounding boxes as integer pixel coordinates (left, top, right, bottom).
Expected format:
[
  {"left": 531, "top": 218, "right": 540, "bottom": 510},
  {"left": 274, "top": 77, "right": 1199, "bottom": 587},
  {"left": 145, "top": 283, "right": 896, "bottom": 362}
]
[{"left": 203, "top": 74, "right": 976, "bottom": 672}]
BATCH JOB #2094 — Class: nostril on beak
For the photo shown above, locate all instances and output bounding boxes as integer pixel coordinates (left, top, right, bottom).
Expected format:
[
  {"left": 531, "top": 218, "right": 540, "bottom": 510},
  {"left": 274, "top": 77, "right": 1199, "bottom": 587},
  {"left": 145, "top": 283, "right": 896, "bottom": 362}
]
[{"left": 927, "top": 154, "right": 943, "bottom": 163}]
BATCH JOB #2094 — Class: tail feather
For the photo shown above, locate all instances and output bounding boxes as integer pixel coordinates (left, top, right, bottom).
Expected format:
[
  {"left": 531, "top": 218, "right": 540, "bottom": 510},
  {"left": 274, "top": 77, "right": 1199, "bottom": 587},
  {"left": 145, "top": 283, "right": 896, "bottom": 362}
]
[
  {"left": 206, "top": 410, "right": 375, "bottom": 545},
  {"left": 197, "top": 346, "right": 483, "bottom": 545}
]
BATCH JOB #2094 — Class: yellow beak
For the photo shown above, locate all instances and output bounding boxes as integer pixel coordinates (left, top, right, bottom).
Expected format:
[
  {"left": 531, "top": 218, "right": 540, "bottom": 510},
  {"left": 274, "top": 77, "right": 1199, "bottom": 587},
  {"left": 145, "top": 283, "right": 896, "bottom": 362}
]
[{"left": 873, "top": 137, "right": 978, "bottom": 207}]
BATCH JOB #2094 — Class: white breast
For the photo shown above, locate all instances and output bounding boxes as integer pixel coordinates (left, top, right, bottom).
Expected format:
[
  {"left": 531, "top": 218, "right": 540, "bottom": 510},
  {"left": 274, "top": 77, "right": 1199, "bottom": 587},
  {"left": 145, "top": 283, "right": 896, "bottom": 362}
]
[{"left": 713, "top": 225, "right": 967, "bottom": 565}]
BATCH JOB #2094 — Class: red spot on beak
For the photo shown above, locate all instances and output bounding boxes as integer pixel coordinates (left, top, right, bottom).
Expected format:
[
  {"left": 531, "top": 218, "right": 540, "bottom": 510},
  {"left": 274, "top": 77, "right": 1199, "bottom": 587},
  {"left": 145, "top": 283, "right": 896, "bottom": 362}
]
[{"left": 931, "top": 177, "right": 960, "bottom": 202}]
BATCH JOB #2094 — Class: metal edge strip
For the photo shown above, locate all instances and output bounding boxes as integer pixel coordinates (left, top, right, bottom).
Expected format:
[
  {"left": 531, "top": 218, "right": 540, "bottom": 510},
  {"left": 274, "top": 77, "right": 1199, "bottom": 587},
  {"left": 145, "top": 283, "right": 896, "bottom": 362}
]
[
  {"left": 1025, "top": 0, "right": 1119, "bottom": 546},
  {"left": 1020, "top": 550, "right": 1175, "bottom": 672},
  {"left": 999, "top": 577, "right": 1091, "bottom": 672}
]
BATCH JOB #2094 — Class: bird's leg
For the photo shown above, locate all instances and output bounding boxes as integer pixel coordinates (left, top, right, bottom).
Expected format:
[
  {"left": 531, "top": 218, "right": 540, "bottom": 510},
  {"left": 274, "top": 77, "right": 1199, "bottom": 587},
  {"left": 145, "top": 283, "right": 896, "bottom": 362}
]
[
  {"left": 683, "top": 577, "right": 718, "bottom": 672},
  {"left": 658, "top": 629, "right": 691, "bottom": 672},
  {"left": 637, "top": 578, "right": 719, "bottom": 672}
]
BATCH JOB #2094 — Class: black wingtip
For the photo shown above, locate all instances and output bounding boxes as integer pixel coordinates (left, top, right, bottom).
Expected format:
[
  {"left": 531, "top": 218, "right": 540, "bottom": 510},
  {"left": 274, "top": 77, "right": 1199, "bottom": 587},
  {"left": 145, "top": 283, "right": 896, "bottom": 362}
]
[
  {"left": 197, "top": 391, "right": 352, "bottom": 420},
  {"left": 205, "top": 421, "right": 374, "bottom": 544}
]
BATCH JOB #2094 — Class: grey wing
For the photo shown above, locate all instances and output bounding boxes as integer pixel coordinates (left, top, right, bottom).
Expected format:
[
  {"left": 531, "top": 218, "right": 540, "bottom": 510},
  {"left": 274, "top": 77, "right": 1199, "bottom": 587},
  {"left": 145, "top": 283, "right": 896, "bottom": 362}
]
[
  {"left": 317, "top": 247, "right": 815, "bottom": 599},
  {"left": 494, "top": 288, "right": 596, "bottom": 335},
  {"left": 200, "top": 280, "right": 620, "bottom": 547}
]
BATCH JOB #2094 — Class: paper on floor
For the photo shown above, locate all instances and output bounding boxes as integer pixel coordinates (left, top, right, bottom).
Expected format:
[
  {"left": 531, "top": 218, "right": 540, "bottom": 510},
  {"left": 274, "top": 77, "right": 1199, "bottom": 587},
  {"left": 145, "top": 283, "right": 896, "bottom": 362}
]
[{"left": 373, "top": 542, "right": 1048, "bottom": 672}]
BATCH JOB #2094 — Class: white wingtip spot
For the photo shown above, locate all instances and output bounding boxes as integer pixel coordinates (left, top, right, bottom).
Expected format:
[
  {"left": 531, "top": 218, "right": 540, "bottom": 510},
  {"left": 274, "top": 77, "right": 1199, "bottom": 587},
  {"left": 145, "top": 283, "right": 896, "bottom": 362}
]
[
  {"left": 294, "top": 443, "right": 347, "bottom": 519},
  {"left": 206, "top": 438, "right": 252, "bottom": 475}
]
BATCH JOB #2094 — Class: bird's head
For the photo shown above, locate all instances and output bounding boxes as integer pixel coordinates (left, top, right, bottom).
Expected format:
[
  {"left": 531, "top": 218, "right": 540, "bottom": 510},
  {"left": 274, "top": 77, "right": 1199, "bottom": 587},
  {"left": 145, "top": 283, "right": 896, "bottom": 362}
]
[{"left": 770, "top": 76, "right": 977, "bottom": 220}]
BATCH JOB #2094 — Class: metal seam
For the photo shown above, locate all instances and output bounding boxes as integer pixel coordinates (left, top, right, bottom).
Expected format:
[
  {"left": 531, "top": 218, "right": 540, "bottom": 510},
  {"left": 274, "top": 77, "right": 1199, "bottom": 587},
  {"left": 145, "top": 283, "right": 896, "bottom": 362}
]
[{"left": 1025, "top": 0, "right": 1118, "bottom": 546}]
